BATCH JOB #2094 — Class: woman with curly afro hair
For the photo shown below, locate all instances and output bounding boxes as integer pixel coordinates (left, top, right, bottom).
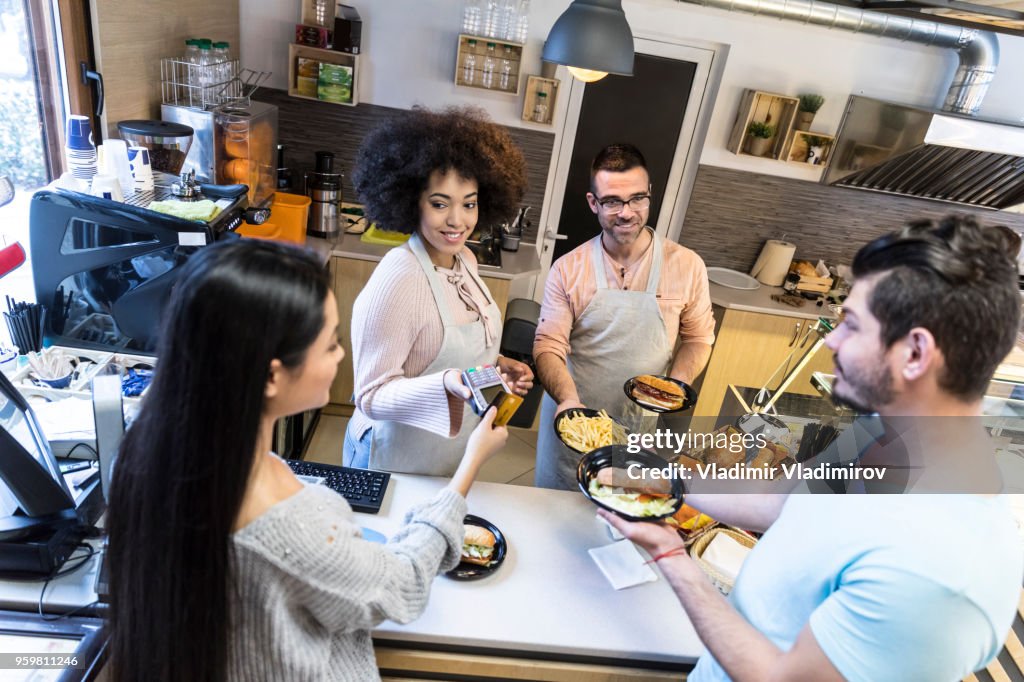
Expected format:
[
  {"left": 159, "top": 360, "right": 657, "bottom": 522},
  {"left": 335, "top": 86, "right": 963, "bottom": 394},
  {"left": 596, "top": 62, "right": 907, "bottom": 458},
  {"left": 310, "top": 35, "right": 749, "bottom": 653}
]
[{"left": 344, "top": 106, "right": 534, "bottom": 475}]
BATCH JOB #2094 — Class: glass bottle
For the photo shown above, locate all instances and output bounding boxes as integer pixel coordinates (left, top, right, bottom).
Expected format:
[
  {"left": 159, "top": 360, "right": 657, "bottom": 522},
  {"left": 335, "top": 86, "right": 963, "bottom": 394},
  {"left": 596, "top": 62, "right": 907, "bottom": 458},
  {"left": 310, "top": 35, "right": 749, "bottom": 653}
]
[
  {"left": 212, "top": 42, "right": 229, "bottom": 85},
  {"left": 499, "top": 46, "right": 513, "bottom": 91},
  {"left": 533, "top": 91, "right": 548, "bottom": 123},
  {"left": 462, "top": 40, "right": 478, "bottom": 86},
  {"left": 462, "top": 0, "right": 482, "bottom": 35},
  {"left": 183, "top": 39, "right": 199, "bottom": 87},
  {"left": 500, "top": 0, "right": 517, "bottom": 41},
  {"left": 483, "top": 0, "right": 499, "bottom": 37},
  {"left": 196, "top": 41, "right": 213, "bottom": 91},
  {"left": 481, "top": 42, "right": 497, "bottom": 89},
  {"left": 516, "top": 0, "right": 530, "bottom": 43}
]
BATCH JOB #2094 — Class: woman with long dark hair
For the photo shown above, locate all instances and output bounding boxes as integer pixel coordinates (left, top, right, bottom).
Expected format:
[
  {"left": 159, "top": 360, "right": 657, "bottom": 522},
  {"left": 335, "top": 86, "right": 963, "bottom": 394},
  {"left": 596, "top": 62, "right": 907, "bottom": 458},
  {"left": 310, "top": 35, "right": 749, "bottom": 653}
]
[
  {"left": 106, "top": 239, "right": 507, "bottom": 681},
  {"left": 344, "top": 105, "right": 533, "bottom": 475}
]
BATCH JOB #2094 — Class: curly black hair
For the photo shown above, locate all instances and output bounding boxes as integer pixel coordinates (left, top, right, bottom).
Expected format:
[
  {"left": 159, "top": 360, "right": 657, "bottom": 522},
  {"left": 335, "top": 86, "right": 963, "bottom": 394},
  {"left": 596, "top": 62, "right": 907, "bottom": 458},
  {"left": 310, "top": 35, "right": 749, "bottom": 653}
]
[{"left": 352, "top": 106, "right": 528, "bottom": 234}]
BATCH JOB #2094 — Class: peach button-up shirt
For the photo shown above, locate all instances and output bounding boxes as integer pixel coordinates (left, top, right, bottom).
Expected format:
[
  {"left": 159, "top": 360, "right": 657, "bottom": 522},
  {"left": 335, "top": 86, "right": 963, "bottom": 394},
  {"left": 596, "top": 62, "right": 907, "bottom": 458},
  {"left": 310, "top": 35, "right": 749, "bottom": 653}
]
[{"left": 534, "top": 231, "right": 716, "bottom": 363}]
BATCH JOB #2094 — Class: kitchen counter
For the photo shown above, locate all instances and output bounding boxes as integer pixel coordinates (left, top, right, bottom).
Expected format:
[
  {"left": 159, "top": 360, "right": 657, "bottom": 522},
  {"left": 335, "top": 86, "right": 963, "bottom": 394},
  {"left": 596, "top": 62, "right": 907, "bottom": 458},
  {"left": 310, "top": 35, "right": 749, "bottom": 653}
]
[
  {"left": 359, "top": 475, "right": 701, "bottom": 669},
  {"left": 710, "top": 282, "right": 838, "bottom": 322},
  {"left": 311, "top": 233, "right": 542, "bottom": 281}
]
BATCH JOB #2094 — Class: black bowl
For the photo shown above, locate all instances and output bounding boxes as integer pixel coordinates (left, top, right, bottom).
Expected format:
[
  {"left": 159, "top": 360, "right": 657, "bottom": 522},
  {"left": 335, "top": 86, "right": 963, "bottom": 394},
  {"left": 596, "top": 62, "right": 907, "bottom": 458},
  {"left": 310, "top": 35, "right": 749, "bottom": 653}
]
[
  {"left": 445, "top": 514, "right": 508, "bottom": 581},
  {"left": 553, "top": 407, "right": 631, "bottom": 454},
  {"left": 623, "top": 375, "right": 697, "bottom": 413},
  {"left": 576, "top": 445, "right": 686, "bottom": 522}
]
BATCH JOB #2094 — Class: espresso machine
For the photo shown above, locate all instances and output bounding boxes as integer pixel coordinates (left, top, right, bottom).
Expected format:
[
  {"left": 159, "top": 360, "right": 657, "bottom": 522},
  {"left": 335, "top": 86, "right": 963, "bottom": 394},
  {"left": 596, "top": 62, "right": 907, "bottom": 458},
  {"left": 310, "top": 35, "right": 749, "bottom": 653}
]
[{"left": 305, "top": 151, "right": 342, "bottom": 238}]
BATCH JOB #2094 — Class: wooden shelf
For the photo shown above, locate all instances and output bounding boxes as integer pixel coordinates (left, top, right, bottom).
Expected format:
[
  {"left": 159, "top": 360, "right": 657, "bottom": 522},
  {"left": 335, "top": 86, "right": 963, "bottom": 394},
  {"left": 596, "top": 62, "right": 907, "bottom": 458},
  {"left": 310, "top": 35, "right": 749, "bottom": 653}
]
[
  {"left": 784, "top": 130, "right": 835, "bottom": 165},
  {"left": 727, "top": 89, "right": 799, "bottom": 161},
  {"left": 521, "top": 75, "right": 559, "bottom": 125},
  {"left": 454, "top": 33, "right": 522, "bottom": 95},
  {"left": 287, "top": 43, "right": 359, "bottom": 107}
]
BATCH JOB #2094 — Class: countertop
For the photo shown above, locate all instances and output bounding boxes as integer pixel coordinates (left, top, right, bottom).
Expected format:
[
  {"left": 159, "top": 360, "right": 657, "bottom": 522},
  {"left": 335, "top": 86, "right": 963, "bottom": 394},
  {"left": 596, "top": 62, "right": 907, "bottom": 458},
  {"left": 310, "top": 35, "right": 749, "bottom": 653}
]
[
  {"left": 710, "top": 281, "right": 838, "bottom": 322},
  {"left": 309, "top": 233, "right": 542, "bottom": 281},
  {"left": 361, "top": 475, "right": 702, "bottom": 667}
]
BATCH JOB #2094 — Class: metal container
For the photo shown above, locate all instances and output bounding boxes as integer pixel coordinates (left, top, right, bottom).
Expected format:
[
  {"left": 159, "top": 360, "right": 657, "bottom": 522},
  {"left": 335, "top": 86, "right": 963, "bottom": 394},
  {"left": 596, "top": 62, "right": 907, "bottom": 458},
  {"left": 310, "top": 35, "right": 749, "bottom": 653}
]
[
  {"left": 304, "top": 151, "right": 342, "bottom": 238},
  {"left": 161, "top": 101, "right": 278, "bottom": 207}
]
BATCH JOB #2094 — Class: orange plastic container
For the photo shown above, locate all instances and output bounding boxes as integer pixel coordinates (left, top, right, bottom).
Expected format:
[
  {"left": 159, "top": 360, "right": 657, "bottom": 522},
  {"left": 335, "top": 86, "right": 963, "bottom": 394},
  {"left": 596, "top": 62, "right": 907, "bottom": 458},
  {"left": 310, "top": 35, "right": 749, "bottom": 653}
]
[{"left": 237, "top": 192, "right": 311, "bottom": 244}]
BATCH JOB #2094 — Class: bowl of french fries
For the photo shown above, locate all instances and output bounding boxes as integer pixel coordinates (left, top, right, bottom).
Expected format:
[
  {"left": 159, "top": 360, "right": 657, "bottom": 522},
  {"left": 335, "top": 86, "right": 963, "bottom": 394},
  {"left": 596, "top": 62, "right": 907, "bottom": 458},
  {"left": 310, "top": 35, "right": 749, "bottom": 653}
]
[{"left": 553, "top": 407, "right": 631, "bottom": 454}]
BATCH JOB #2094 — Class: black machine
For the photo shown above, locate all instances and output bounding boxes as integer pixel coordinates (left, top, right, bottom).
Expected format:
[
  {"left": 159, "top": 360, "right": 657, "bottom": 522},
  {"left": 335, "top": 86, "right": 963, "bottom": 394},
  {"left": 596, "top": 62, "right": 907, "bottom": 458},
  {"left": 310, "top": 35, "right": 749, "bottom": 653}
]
[
  {"left": 0, "top": 371, "right": 103, "bottom": 574},
  {"left": 30, "top": 172, "right": 268, "bottom": 353}
]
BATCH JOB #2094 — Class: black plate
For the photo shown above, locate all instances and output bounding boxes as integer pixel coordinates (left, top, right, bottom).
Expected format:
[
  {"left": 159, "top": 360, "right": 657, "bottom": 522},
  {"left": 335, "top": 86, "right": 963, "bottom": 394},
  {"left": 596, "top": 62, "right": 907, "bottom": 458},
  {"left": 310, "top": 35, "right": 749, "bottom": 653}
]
[
  {"left": 623, "top": 375, "right": 697, "bottom": 413},
  {"left": 577, "top": 445, "right": 686, "bottom": 522},
  {"left": 553, "top": 407, "right": 632, "bottom": 454},
  {"left": 445, "top": 514, "right": 508, "bottom": 580}
]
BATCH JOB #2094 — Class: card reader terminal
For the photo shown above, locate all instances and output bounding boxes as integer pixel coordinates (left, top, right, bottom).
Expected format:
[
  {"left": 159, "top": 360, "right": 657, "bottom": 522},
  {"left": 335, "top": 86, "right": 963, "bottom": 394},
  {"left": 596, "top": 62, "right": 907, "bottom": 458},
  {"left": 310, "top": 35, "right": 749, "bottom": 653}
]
[{"left": 461, "top": 364, "right": 523, "bottom": 427}]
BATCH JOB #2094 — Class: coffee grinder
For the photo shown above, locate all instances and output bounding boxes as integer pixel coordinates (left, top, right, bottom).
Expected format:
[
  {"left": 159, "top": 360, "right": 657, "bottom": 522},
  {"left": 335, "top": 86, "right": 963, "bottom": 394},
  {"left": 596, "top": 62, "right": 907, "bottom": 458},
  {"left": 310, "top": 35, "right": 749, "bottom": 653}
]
[{"left": 305, "top": 151, "right": 342, "bottom": 237}]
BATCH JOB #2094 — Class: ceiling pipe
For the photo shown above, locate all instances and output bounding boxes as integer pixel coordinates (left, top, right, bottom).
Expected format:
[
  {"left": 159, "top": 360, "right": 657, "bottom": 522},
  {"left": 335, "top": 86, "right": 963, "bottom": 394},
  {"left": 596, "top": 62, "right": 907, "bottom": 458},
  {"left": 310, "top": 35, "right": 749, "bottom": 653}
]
[{"left": 675, "top": 0, "right": 999, "bottom": 115}]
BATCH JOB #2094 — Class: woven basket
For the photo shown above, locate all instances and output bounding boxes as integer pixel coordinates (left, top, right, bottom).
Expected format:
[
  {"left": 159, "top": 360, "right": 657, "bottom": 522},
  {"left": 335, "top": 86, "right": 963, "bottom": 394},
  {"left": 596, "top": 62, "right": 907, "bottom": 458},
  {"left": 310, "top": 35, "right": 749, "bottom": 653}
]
[{"left": 690, "top": 527, "right": 757, "bottom": 595}]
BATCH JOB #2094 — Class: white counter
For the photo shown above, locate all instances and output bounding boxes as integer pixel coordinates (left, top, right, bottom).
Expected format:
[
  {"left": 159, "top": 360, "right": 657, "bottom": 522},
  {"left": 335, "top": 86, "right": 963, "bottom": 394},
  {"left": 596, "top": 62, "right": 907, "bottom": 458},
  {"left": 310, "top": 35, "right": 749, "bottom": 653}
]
[
  {"left": 710, "top": 282, "right": 838, "bottom": 322},
  {"left": 360, "top": 475, "right": 703, "bottom": 667}
]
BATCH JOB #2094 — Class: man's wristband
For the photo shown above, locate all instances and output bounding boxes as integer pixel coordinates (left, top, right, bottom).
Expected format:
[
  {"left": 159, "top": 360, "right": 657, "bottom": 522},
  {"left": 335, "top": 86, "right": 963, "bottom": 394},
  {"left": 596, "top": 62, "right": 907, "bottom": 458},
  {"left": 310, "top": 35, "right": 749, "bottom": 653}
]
[{"left": 645, "top": 546, "right": 689, "bottom": 564}]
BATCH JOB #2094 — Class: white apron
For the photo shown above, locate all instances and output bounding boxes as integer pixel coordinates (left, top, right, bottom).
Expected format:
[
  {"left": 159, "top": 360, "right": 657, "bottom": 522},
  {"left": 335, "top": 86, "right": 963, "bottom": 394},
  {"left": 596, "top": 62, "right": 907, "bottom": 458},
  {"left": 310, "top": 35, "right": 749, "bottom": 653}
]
[
  {"left": 535, "top": 231, "right": 673, "bottom": 490},
  {"left": 367, "top": 233, "right": 502, "bottom": 476}
]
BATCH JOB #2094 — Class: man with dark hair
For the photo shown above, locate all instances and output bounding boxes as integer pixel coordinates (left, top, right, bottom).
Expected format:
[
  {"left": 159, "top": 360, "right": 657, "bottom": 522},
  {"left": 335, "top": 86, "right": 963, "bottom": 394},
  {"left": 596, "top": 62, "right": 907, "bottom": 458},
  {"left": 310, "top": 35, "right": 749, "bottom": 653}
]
[
  {"left": 604, "top": 215, "right": 1023, "bottom": 681},
  {"left": 533, "top": 143, "right": 715, "bottom": 489}
]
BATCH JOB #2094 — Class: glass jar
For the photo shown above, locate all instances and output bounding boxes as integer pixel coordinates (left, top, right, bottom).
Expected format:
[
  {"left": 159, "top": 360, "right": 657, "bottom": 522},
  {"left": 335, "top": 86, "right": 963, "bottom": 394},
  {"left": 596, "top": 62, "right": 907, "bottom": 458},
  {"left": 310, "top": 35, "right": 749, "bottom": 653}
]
[{"left": 533, "top": 91, "right": 548, "bottom": 123}]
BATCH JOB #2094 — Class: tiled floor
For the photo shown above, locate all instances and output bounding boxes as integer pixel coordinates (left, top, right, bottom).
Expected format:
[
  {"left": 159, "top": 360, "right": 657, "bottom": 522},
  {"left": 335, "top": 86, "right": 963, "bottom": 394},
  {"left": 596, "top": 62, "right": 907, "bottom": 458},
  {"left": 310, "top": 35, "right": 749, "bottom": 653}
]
[{"left": 305, "top": 414, "right": 539, "bottom": 486}]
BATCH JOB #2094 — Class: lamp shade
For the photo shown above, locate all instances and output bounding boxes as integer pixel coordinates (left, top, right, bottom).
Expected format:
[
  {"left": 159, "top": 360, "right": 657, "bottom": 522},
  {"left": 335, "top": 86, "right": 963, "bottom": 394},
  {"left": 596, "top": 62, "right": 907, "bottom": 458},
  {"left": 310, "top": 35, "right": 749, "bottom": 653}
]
[{"left": 542, "top": 0, "right": 634, "bottom": 77}]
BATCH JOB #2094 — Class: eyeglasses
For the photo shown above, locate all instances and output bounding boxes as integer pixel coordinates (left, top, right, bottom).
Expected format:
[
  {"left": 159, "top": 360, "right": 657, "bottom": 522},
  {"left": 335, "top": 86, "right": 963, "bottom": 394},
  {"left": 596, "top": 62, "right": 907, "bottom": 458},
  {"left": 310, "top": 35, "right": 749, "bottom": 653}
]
[{"left": 595, "top": 194, "right": 651, "bottom": 214}]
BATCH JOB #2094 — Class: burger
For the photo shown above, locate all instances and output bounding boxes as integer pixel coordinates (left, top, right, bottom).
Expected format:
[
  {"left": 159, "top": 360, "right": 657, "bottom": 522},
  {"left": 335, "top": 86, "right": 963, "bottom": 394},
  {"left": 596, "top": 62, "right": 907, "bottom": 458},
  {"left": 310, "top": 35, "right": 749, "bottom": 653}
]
[
  {"left": 589, "top": 467, "right": 677, "bottom": 518},
  {"left": 631, "top": 375, "right": 685, "bottom": 411},
  {"left": 461, "top": 525, "right": 496, "bottom": 566}
]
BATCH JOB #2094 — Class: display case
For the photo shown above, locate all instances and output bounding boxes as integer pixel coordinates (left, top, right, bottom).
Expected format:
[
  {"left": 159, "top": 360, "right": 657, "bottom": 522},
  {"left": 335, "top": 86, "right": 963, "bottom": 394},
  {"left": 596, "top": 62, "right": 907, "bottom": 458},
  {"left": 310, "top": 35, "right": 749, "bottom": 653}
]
[
  {"left": 454, "top": 34, "right": 522, "bottom": 95},
  {"left": 727, "top": 89, "right": 800, "bottom": 160},
  {"left": 288, "top": 43, "right": 359, "bottom": 106}
]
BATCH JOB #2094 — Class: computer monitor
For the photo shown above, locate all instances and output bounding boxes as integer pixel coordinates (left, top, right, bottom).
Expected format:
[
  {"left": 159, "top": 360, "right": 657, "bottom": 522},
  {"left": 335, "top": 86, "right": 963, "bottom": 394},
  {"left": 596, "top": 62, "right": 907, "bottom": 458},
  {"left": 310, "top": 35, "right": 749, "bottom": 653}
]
[{"left": 0, "top": 369, "right": 79, "bottom": 541}]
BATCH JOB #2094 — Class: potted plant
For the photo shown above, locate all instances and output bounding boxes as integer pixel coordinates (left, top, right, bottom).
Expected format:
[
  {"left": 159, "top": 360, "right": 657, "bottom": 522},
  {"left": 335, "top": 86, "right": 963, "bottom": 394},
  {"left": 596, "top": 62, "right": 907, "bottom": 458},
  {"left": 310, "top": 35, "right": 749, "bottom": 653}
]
[
  {"left": 746, "top": 121, "right": 775, "bottom": 157},
  {"left": 804, "top": 134, "right": 831, "bottom": 165},
  {"left": 795, "top": 94, "right": 825, "bottom": 131}
]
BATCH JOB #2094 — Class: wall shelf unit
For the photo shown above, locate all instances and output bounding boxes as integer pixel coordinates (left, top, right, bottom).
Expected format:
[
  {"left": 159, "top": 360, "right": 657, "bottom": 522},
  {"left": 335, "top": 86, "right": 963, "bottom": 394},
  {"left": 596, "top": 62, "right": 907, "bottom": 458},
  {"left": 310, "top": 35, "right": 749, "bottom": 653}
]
[
  {"left": 454, "top": 33, "right": 523, "bottom": 95},
  {"left": 521, "top": 76, "right": 559, "bottom": 125},
  {"left": 287, "top": 43, "right": 359, "bottom": 107},
  {"left": 727, "top": 89, "right": 799, "bottom": 160},
  {"left": 785, "top": 130, "right": 836, "bottom": 166}
]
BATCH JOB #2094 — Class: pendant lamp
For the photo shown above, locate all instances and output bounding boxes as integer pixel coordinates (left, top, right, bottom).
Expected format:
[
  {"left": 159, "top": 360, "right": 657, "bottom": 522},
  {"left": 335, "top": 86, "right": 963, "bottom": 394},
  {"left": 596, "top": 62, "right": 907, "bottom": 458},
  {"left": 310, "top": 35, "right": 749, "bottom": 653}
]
[{"left": 541, "top": 0, "right": 634, "bottom": 83}]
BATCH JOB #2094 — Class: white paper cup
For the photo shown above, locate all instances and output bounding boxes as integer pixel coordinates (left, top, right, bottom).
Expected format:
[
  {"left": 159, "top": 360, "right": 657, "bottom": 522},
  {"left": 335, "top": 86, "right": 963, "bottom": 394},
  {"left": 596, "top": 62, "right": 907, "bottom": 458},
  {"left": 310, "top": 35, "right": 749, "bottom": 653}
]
[
  {"left": 128, "top": 146, "right": 154, "bottom": 191},
  {"left": 89, "top": 173, "right": 123, "bottom": 202}
]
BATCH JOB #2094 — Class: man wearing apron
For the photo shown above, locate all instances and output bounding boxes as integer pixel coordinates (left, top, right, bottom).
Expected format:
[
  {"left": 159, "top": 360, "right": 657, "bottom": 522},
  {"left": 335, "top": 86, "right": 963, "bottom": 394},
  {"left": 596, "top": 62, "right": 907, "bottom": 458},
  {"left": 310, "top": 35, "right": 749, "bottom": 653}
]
[{"left": 534, "top": 144, "right": 716, "bottom": 490}]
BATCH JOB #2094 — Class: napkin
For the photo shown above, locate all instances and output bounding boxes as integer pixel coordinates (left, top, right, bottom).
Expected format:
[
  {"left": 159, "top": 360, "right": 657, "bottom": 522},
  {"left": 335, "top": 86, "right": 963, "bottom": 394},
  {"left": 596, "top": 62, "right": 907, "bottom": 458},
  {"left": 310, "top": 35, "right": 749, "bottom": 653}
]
[
  {"left": 701, "top": 533, "right": 751, "bottom": 582},
  {"left": 588, "top": 540, "right": 657, "bottom": 590}
]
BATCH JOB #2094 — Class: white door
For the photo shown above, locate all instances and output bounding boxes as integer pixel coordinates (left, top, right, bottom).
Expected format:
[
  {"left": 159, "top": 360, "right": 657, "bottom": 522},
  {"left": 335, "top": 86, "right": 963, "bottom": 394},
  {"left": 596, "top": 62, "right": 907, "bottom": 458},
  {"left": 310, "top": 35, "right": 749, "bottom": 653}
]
[{"left": 532, "top": 37, "right": 721, "bottom": 301}]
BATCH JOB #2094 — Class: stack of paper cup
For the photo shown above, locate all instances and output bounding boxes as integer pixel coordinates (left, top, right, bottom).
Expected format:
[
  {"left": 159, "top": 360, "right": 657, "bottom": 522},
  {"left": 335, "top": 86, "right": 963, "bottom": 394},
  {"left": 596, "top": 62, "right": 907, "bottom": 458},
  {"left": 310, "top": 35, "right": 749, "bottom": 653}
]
[
  {"left": 127, "top": 147, "right": 154, "bottom": 191},
  {"left": 749, "top": 239, "right": 797, "bottom": 286},
  {"left": 65, "top": 115, "right": 97, "bottom": 182}
]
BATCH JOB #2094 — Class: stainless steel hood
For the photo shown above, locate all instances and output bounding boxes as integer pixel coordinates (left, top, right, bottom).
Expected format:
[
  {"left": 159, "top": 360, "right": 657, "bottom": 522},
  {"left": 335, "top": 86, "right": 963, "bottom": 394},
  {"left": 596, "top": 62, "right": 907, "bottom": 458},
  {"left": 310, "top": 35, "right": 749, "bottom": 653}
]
[{"left": 824, "top": 96, "right": 1024, "bottom": 209}]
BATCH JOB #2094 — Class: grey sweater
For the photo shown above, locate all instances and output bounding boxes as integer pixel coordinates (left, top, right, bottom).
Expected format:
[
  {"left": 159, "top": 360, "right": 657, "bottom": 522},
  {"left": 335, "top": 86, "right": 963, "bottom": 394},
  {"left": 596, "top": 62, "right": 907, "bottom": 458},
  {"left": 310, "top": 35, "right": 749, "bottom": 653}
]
[{"left": 228, "top": 483, "right": 467, "bottom": 681}]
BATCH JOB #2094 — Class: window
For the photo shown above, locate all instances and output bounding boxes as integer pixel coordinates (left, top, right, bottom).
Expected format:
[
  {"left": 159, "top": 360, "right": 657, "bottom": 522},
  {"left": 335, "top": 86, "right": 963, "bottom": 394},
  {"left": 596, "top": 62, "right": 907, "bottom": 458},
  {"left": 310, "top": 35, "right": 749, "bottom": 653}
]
[{"left": 0, "top": 0, "right": 97, "bottom": 349}]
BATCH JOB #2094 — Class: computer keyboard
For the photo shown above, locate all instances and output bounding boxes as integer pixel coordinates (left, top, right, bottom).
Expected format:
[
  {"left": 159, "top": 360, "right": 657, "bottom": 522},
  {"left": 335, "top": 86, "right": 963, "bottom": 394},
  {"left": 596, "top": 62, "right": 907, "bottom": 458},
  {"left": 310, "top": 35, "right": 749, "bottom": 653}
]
[{"left": 286, "top": 460, "right": 391, "bottom": 514}]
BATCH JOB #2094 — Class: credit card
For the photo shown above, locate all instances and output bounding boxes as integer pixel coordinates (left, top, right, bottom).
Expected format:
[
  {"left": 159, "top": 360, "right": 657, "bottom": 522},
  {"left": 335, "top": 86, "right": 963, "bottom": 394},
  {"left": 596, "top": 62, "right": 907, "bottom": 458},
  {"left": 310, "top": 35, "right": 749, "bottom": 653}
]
[{"left": 488, "top": 391, "right": 524, "bottom": 427}]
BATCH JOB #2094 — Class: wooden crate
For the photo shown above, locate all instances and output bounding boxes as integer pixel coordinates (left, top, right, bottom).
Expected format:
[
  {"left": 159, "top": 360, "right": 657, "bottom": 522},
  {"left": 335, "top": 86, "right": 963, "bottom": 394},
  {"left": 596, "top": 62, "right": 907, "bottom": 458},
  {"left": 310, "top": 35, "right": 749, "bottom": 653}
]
[
  {"left": 727, "top": 89, "right": 799, "bottom": 160},
  {"left": 785, "top": 130, "right": 836, "bottom": 165},
  {"left": 287, "top": 43, "right": 359, "bottom": 107},
  {"left": 521, "top": 75, "right": 559, "bottom": 124},
  {"left": 455, "top": 33, "right": 523, "bottom": 95}
]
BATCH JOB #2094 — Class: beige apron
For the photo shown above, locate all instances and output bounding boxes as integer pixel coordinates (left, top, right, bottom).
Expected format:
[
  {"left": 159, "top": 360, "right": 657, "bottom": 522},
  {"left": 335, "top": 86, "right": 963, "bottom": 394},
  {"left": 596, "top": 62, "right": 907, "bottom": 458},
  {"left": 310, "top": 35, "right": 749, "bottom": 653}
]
[
  {"left": 535, "top": 231, "right": 673, "bottom": 490},
  {"left": 367, "top": 233, "right": 502, "bottom": 475}
]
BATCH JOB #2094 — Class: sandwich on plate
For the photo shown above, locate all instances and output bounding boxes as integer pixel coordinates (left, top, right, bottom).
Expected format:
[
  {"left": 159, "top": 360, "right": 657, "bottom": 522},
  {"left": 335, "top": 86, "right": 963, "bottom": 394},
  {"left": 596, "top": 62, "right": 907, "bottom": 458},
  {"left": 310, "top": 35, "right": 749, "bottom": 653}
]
[
  {"left": 589, "top": 467, "right": 677, "bottom": 518},
  {"left": 461, "top": 525, "right": 496, "bottom": 566},
  {"left": 631, "top": 375, "right": 685, "bottom": 411}
]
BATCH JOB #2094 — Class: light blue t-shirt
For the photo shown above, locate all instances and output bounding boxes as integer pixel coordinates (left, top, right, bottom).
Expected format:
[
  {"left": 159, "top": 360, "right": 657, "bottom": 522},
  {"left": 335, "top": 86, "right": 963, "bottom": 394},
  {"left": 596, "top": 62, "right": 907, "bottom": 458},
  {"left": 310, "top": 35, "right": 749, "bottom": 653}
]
[{"left": 689, "top": 495, "right": 1022, "bottom": 682}]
